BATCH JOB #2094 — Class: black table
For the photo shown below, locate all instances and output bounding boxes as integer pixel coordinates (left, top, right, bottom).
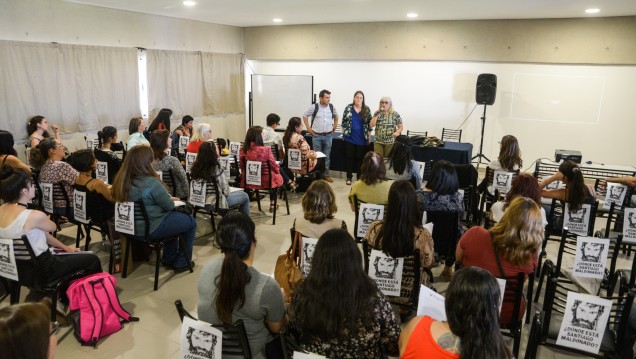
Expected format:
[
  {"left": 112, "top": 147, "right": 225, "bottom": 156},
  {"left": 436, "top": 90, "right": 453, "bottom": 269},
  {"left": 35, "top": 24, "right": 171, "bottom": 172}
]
[{"left": 305, "top": 133, "right": 473, "bottom": 173}]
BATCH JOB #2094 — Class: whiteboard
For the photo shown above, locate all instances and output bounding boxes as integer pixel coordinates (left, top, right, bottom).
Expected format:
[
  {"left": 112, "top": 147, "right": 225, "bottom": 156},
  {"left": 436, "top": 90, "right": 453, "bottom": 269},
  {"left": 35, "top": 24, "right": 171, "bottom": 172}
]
[{"left": 251, "top": 74, "right": 313, "bottom": 128}]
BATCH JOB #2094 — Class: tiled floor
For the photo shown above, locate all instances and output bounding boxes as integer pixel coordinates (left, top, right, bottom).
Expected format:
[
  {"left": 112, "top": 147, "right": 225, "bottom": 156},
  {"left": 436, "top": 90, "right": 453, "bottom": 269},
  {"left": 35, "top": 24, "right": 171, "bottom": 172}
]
[{"left": 3, "top": 171, "right": 630, "bottom": 358}]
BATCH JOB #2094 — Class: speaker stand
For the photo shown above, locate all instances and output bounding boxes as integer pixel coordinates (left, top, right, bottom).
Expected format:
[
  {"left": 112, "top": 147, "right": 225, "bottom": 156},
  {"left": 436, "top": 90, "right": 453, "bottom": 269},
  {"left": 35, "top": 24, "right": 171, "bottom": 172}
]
[{"left": 471, "top": 104, "right": 490, "bottom": 168}]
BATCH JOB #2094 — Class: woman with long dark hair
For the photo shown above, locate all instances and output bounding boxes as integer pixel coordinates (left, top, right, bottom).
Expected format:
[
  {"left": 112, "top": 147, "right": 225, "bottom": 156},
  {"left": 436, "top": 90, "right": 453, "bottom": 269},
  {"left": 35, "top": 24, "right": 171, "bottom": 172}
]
[
  {"left": 540, "top": 160, "right": 595, "bottom": 211},
  {"left": 282, "top": 117, "right": 319, "bottom": 176},
  {"left": 399, "top": 266, "right": 512, "bottom": 359},
  {"left": 150, "top": 129, "right": 188, "bottom": 199},
  {"left": 198, "top": 212, "right": 287, "bottom": 359},
  {"left": 457, "top": 197, "right": 542, "bottom": 326},
  {"left": 111, "top": 145, "right": 196, "bottom": 271},
  {"left": 0, "top": 130, "right": 30, "bottom": 174},
  {"left": 0, "top": 303, "right": 58, "bottom": 359},
  {"left": 417, "top": 160, "right": 464, "bottom": 281},
  {"left": 341, "top": 90, "right": 372, "bottom": 185},
  {"left": 348, "top": 151, "right": 392, "bottom": 210},
  {"left": 365, "top": 180, "right": 434, "bottom": 305},
  {"left": 386, "top": 135, "right": 422, "bottom": 189},
  {"left": 288, "top": 229, "right": 400, "bottom": 357},
  {"left": 148, "top": 108, "right": 173, "bottom": 133},
  {"left": 26, "top": 115, "right": 61, "bottom": 148},
  {"left": 94, "top": 126, "right": 121, "bottom": 184},
  {"left": 190, "top": 141, "right": 250, "bottom": 215}
]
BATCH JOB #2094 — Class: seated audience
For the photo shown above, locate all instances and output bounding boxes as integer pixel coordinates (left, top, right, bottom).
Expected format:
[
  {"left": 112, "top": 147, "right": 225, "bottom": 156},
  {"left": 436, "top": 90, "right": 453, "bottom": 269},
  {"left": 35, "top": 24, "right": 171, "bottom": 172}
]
[
  {"left": 282, "top": 117, "right": 320, "bottom": 176},
  {"left": 186, "top": 123, "right": 212, "bottom": 154},
  {"left": 150, "top": 129, "right": 188, "bottom": 199},
  {"left": 0, "top": 302, "right": 58, "bottom": 359},
  {"left": 457, "top": 197, "right": 542, "bottom": 326},
  {"left": 416, "top": 159, "right": 464, "bottom": 281},
  {"left": 189, "top": 141, "right": 250, "bottom": 215},
  {"left": 27, "top": 115, "right": 61, "bottom": 148},
  {"left": 0, "top": 130, "right": 30, "bottom": 174},
  {"left": 385, "top": 135, "right": 422, "bottom": 189},
  {"left": 94, "top": 126, "right": 122, "bottom": 184},
  {"left": 293, "top": 180, "right": 346, "bottom": 239},
  {"left": 348, "top": 151, "right": 392, "bottom": 210},
  {"left": 30, "top": 138, "right": 79, "bottom": 216},
  {"left": 147, "top": 108, "right": 172, "bottom": 133},
  {"left": 490, "top": 173, "right": 548, "bottom": 226},
  {"left": 399, "top": 266, "right": 512, "bottom": 359},
  {"left": 171, "top": 115, "right": 194, "bottom": 154},
  {"left": 261, "top": 113, "right": 285, "bottom": 160},
  {"left": 112, "top": 145, "right": 196, "bottom": 271},
  {"left": 540, "top": 160, "right": 596, "bottom": 211},
  {"left": 198, "top": 211, "right": 287, "bottom": 359},
  {"left": 126, "top": 116, "right": 149, "bottom": 149},
  {"left": 0, "top": 167, "right": 102, "bottom": 297},
  {"left": 365, "top": 180, "right": 434, "bottom": 306},
  {"left": 240, "top": 126, "right": 293, "bottom": 212},
  {"left": 288, "top": 229, "right": 400, "bottom": 358}
]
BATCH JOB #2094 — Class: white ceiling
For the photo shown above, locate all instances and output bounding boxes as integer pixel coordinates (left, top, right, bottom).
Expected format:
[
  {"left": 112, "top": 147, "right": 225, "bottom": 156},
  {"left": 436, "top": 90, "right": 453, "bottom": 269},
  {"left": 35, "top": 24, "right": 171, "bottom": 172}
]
[{"left": 65, "top": 0, "right": 636, "bottom": 27}]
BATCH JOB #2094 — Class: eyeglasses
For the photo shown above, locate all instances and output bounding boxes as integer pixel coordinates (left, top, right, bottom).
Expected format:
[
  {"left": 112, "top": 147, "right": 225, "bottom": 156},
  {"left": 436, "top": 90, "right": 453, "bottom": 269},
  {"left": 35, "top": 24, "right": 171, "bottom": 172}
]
[
  {"left": 50, "top": 321, "right": 60, "bottom": 336},
  {"left": 380, "top": 101, "right": 389, "bottom": 104}
]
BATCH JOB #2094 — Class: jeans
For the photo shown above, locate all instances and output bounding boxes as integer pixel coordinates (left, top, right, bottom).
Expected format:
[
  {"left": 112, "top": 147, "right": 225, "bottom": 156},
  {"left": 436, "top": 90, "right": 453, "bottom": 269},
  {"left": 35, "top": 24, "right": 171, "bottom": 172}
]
[
  {"left": 226, "top": 191, "right": 251, "bottom": 215},
  {"left": 312, "top": 134, "right": 332, "bottom": 176},
  {"left": 344, "top": 140, "right": 367, "bottom": 180},
  {"left": 148, "top": 211, "right": 196, "bottom": 269}
]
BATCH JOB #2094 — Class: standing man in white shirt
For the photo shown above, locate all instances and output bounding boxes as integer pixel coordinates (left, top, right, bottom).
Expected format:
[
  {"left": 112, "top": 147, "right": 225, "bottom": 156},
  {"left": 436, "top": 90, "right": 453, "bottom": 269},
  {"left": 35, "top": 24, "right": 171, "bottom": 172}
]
[
  {"left": 261, "top": 113, "right": 285, "bottom": 160},
  {"left": 302, "top": 89, "right": 338, "bottom": 183}
]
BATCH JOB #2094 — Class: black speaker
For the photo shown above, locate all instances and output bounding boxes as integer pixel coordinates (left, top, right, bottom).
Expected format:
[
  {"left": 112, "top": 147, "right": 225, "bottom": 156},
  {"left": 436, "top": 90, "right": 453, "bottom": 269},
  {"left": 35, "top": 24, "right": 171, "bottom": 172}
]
[{"left": 476, "top": 73, "right": 497, "bottom": 105}]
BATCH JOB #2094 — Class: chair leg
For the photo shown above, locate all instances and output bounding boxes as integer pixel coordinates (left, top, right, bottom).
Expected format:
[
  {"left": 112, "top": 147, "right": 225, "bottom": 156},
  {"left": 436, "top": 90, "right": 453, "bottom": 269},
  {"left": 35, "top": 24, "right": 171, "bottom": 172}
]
[
  {"left": 255, "top": 190, "right": 262, "bottom": 212},
  {"left": 210, "top": 213, "right": 217, "bottom": 234},
  {"left": 513, "top": 329, "right": 521, "bottom": 358},
  {"left": 9, "top": 281, "right": 21, "bottom": 304},
  {"left": 284, "top": 189, "right": 290, "bottom": 215},
  {"left": 154, "top": 244, "right": 161, "bottom": 291},
  {"left": 534, "top": 264, "right": 547, "bottom": 303},
  {"left": 50, "top": 292, "right": 58, "bottom": 322},
  {"left": 83, "top": 224, "right": 93, "bottom": 251},
  {"left": 526, "top": 271, "right": 535, "bottom": 324},
  {"left": 272, "top": 190, "right": 278, "bottom": 225},
  {"left": 123, "top": 236, "right": 132, "bottom": 278}
]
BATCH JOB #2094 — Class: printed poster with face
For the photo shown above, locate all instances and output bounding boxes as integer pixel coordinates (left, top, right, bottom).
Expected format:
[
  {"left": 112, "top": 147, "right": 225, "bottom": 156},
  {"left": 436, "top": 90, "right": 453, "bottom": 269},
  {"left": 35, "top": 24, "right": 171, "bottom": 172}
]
[
  {"left": 417, "top": 284, "right": 447, "bottom": 321},
  {"left": 229, "top": 142, "right": 241, "bottom": 156},
  {"left": 73, "top": 190, "right": 88, "bottom": 224},
  {"left": 218, "top": 157, "right": 231, "bottom": 180},
  {"left": 603, "top": 183, "right": 628, "bottom": 210},
  {"left": 493, "top": 170, "right": 514, "bottom": 194},
  {"left": 357, "top": 203, "right": 385, "bottom": 237},
  {"left": 543, "top": 178, "right": 564, "bottom": 190},
  {"left": 414, "top": 161, "right": 425, "bottom": 180},
  {"left": 181, "top": 316, "right": 222, "bottom": 359},
  {"left": 556, "top": 292, "right": 612, "bottom": 354},
  {"left": 623, "top": 208, "right": 636, "bottom": 244},
  {"left": 96, "top": 161, "right": 109, "bottom": 184},
  {"left": 300, "top": 237, "right": 318, "bottom": 278},
  {"left": 368, "top": 249, "right": 403, "bottom": 296},
  {"left": 563, "top": 203, "right": 592, "bottom": 236},
  {"left": 179, "top": 136, "right": 190, "bottom": 154},
  {"left": 572, "top": 237, "right": 610, "bottom": 279},
  {"left": 114, "top": 202, "right": 135, "bottom": 235},
  {"left": 41, "top": 182, "right": 54, "bottom": 214},
  {"left": 287, "top": 149, "right": 302, "bottom": 170},
  {"left": 189, "top": 180, "right": 207, "bottom": 208},
  {"left": 0, "top": 238, "right": 19, "bottom": 281},
  {"left": 86, "top": 138, "right": 96, "bottom": 149},
  {"left": 246, "top": 160, "right": 262, "bottom": 186},
  {"left": 185, "top": 152, "right": 197, "bottom": 173}
]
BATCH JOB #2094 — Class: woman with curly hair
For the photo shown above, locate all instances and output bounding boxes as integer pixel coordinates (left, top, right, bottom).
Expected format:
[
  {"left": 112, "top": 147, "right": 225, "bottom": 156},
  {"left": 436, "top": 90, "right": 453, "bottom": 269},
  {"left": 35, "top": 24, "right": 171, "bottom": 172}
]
[
  {"left": 288, "top": 229, "right": 400, "bottom": 358},
  {"left": 490, "top": 173, "right": 547, "bottom": 225},
  {"left": 400, "top": 266, "right": 512, "bottom": 359},
  {"left": 456, "top": 197, "right": 543, "bottom": 326}
]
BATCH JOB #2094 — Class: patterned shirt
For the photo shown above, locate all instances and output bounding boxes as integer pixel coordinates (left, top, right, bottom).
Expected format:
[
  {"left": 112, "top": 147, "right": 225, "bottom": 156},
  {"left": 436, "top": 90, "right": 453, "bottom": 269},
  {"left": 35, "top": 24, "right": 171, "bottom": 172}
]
[
  {"left": 341, "top": 104, "right": 372, "bottom": 143},
  {"left": 374, "top": 111, "right": 403, "bottom": 144},
  {"left": 39, "top": 160, "right": 79, "bottom": 208}
]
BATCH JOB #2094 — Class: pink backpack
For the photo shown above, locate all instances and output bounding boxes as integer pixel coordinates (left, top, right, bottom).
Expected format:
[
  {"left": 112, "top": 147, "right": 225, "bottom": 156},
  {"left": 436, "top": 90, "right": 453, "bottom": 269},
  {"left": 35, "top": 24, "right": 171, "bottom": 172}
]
[{"left": 67, "top": 272, "right": 139, "bottom": 347}]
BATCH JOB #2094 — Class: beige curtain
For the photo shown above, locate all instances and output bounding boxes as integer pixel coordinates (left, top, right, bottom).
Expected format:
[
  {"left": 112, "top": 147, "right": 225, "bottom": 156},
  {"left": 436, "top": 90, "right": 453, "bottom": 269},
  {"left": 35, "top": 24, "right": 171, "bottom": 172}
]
[
  {"left": 147, "top": 50, "right": 244, "bottom": 118},
  {"left": 0, "top": 40, "right": 139, "bottom": 140}
]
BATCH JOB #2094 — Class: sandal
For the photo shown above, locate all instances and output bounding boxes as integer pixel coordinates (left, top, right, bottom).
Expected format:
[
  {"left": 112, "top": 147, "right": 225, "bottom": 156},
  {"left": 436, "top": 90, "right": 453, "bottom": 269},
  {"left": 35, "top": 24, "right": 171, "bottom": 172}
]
[
  {"left": 269, "top": 203, "right": 279, "bottom": 213},
  {"left": 346, "top": 179, "right": 352, "bottom": 185},
  {"left": 287, "top": 181, "right": 298, "bottom": 192}
]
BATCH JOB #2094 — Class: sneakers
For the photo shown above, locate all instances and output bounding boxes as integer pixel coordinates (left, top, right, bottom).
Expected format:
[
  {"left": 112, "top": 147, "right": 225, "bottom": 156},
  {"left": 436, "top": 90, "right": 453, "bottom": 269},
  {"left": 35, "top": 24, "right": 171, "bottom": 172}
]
[{"left": 323, "top": 176, "right": 334, "bottom": 183}]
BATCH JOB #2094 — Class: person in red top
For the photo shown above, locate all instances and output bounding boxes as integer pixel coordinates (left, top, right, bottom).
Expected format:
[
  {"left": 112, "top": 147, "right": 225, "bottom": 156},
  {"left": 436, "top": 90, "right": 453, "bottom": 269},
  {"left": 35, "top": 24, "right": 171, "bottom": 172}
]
[
  {"left": 400, "top": 267, "right": 512, "bottom": 359},
  {"left": 456, "top": 196, "right": 543, "bottom": 326},
  {"left": 186, "top": 123, "right": 212, "bottom": 154},
  {"left": 240, "top": 126, "right": 285, "bottom": 212}
]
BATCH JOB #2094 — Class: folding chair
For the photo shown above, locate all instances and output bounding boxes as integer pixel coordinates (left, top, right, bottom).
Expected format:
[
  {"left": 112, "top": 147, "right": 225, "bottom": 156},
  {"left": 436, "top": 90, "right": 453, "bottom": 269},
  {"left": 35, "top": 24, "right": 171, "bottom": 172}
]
[
  {"left": 241, "top": 157, "right": 289, "bottom": 225},
  {"left": 441, "top": 128, "right": 462, "bottom": 142},
  {"left": 497, "top": 272, "right": 526, "bottom": 358},
  {"left": 353, "top": 195, "right": 386, "bottom": 243},
  {"left": 190, "top": 178, "right": 241, "bottom": 234},
  {"left": 174, "top": 299, "right": 252, "bottom": 358},
  {"left": 406, "top": 130, "right": 427, "bottom": 138}
]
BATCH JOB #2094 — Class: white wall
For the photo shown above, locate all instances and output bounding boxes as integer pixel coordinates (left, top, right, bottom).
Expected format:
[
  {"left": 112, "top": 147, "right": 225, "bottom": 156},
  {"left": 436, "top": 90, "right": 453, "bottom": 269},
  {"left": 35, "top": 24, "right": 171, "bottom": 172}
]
[{"left": 248, "top": 60, "right": 636, "bottom": 167}]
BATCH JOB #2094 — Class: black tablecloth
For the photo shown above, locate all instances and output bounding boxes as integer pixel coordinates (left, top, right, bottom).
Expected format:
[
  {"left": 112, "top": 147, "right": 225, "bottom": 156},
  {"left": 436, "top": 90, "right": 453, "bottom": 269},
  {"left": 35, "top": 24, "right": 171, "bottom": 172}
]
[{"left": 305, "top": 133, "right": 473, "bottom": 173}]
